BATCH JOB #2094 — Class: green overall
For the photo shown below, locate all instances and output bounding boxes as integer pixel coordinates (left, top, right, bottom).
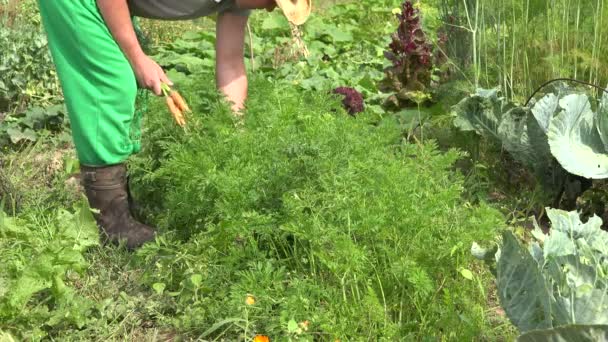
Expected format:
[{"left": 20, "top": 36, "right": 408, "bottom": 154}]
[
  {"left": 37, "top": 0, "right": 248, "bottom": 166},
  {"left": 38, "top": 0, "right": 141, "bottom": 166}
]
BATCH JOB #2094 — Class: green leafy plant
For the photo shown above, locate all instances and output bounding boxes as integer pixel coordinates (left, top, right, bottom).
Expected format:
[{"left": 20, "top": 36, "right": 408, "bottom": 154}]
[
  {"left": 0, "top": 19, "right": 61, "bottom": 112},
  {"left": 0, "top": 104, "right": 67, "bottom": 147},
  {"left": 473, "top": 208, "right": 608, "bottom": 340},
  {"left": 0, "top": 199, "right": 99, "bottom": 337}
]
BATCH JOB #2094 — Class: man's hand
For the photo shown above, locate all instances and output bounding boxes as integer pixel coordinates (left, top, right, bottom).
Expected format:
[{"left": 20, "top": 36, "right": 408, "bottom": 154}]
[
  {"left": 235, "top": 0, "right": 277, "bottom": 11},
  {"left": 97, "top": 0, "right": 172, "bottom": 96},
  {"left": 131, "top": 54, "right": 173, "bottom": 96}
]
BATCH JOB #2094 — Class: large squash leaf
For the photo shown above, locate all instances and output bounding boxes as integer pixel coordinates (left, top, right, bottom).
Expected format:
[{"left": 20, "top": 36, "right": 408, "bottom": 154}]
[{"left": 548, "top": 94, "right": 608, "bottom": 179}]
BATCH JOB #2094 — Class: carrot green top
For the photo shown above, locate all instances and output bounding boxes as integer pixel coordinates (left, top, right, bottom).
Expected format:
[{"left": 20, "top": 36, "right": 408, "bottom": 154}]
[{"left": 128, "top": 0, "right": 250, "bottom": 19}]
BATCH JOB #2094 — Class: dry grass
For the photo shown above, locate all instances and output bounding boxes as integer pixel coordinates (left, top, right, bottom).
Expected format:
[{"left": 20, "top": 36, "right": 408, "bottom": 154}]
[{"left": 0, "top": 0, "right": 20, "bottom": 26}]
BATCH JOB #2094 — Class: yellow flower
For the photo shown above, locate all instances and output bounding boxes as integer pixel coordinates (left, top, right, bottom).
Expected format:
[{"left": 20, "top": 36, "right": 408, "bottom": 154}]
[
  {"left": 245, "top": 295, "right": 256, "bottom": 306},
  {"left": 253, "top": 335, "right": 270, "bottom": 342}
]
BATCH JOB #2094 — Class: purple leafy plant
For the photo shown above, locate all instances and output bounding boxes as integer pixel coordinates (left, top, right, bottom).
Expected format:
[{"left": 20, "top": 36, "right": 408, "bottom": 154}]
[
  {"left": 381, "top": 1, "right": 446, "bottom": 108},
  {"left": 332, "top": 87, "right": 365, "bottom": 116}
]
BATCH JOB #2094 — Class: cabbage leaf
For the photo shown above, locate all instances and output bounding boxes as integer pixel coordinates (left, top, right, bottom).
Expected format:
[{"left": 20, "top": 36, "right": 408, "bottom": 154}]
[
  {"left": 489, "top": 208, "right": 608, "bottom": 335},
  {"left": 454, "top": 88, "right": 608, "bottom": 180},
  {"left": 547, "top": 94, "right": 608, "bottom": 179}
]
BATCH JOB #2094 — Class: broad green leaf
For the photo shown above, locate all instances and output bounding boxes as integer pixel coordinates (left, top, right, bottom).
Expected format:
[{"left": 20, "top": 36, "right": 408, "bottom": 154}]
[
  {"left": 496, "top": 231, "right": 553, "bottom": 333},
  {"left": 518, "top": 325, "right": 608, "bottom": 342},
  {"left": 0, "top": 200, "right": 98, "bottom": 318},
  {"left": 174, "top": 55, "right": 210, "bottom": 72},
  {"left": 395, "top": 108, "right": 429, "bottom": 132},
  {"left": 526, "top": 112, "right": 562, "bottom": 187},
  {"left": 543, "top": 230, "right": 575, "bottom": 260},
  {"left": 497, "top": 107, "right": 537, "bottom": 167},
  {"left": 190, "top": 274, "right": 203, "bottom": 287},
  {"left": 7, "top": 271, "right": 51, "bottom": 309},
  {"left": 548, "top": 94, "right": 608, "bottom": 179},
  {"left": 453, "top": 88, "right": 563, "bottom": 191},
  {"left": 542, "top": 209, "right": 608, "bottom": 325}
]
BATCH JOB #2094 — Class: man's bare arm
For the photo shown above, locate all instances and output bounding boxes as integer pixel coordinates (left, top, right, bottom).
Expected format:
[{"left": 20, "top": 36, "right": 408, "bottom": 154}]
[{"left": 97, "top": 0, "right": 171, "bottom": 95}]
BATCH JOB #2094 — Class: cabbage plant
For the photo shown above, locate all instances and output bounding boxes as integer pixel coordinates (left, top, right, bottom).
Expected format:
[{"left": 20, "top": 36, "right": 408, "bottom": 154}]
[
  {"left": 473, "top": 209, "right": 608, "bottom": 341},
  {"left": 453, "top": 87, "right": 608, "bottom": 180}
]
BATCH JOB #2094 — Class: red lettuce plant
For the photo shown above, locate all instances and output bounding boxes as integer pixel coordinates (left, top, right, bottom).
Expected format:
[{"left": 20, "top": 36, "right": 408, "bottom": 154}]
[
  {"left": 381, "top": 1, "right": 446, "bottom": 108},
  {"left": 333, "top": 87, "right": 365, "bottom": 116}
]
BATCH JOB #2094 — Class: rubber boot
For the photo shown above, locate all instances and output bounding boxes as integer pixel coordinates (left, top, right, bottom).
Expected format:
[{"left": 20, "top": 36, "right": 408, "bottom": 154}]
[{"left": 80, "top": 164, "right": 156, "bottom": 250}]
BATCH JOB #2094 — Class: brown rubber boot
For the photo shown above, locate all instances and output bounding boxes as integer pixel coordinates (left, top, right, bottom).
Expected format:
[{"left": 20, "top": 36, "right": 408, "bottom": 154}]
[{"left": 80, "top": 164, "right": 156, "bottom": 250}]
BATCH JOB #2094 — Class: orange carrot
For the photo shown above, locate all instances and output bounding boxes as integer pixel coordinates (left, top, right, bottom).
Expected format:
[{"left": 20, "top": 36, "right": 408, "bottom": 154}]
[
  {"left": 170, "top": 91, "right": 191, "bottom": 113},
  {"left": 166, "top": 96, "right": 185, "bottom": 127}
]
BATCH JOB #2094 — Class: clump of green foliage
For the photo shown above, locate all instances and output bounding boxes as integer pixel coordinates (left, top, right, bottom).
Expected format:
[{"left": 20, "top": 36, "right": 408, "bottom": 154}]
[
  {"left": 473, "top": 208, "right": 608, "bottom": 341},
  {"left": 0, "top": 105, "right": 67, "bottom": 147},
  {"left": 126, "top": 73, "right": 509, "bottom": 340},
  {"left": 0, "top": 199, "right": 99, "bottom": 340},
  {"left": 149, "top": 1, "right": 397, "bottom": 115},
  {"left": 0, "top": 3, "right": 61, "bottom": 113}
]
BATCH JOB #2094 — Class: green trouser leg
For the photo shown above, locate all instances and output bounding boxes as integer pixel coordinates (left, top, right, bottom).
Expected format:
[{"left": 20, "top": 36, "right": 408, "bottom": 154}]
[{"left": 38, "top": 0, "right": 142, "bottom": 166}]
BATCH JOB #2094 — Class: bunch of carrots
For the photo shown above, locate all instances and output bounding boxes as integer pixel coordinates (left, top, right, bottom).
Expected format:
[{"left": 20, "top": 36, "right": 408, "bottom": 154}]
[{"left": 162, "top": 83, "right": 190, "bottom": 127}]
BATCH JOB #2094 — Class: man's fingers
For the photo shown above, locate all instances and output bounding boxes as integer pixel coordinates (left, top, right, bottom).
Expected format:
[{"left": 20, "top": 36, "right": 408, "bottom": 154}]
[
  {"left": 152, "top": 79, "right": 162, "bottom": 96},
  {"left": 160, "top": 71, "right": 173, "bottom": 87}
]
